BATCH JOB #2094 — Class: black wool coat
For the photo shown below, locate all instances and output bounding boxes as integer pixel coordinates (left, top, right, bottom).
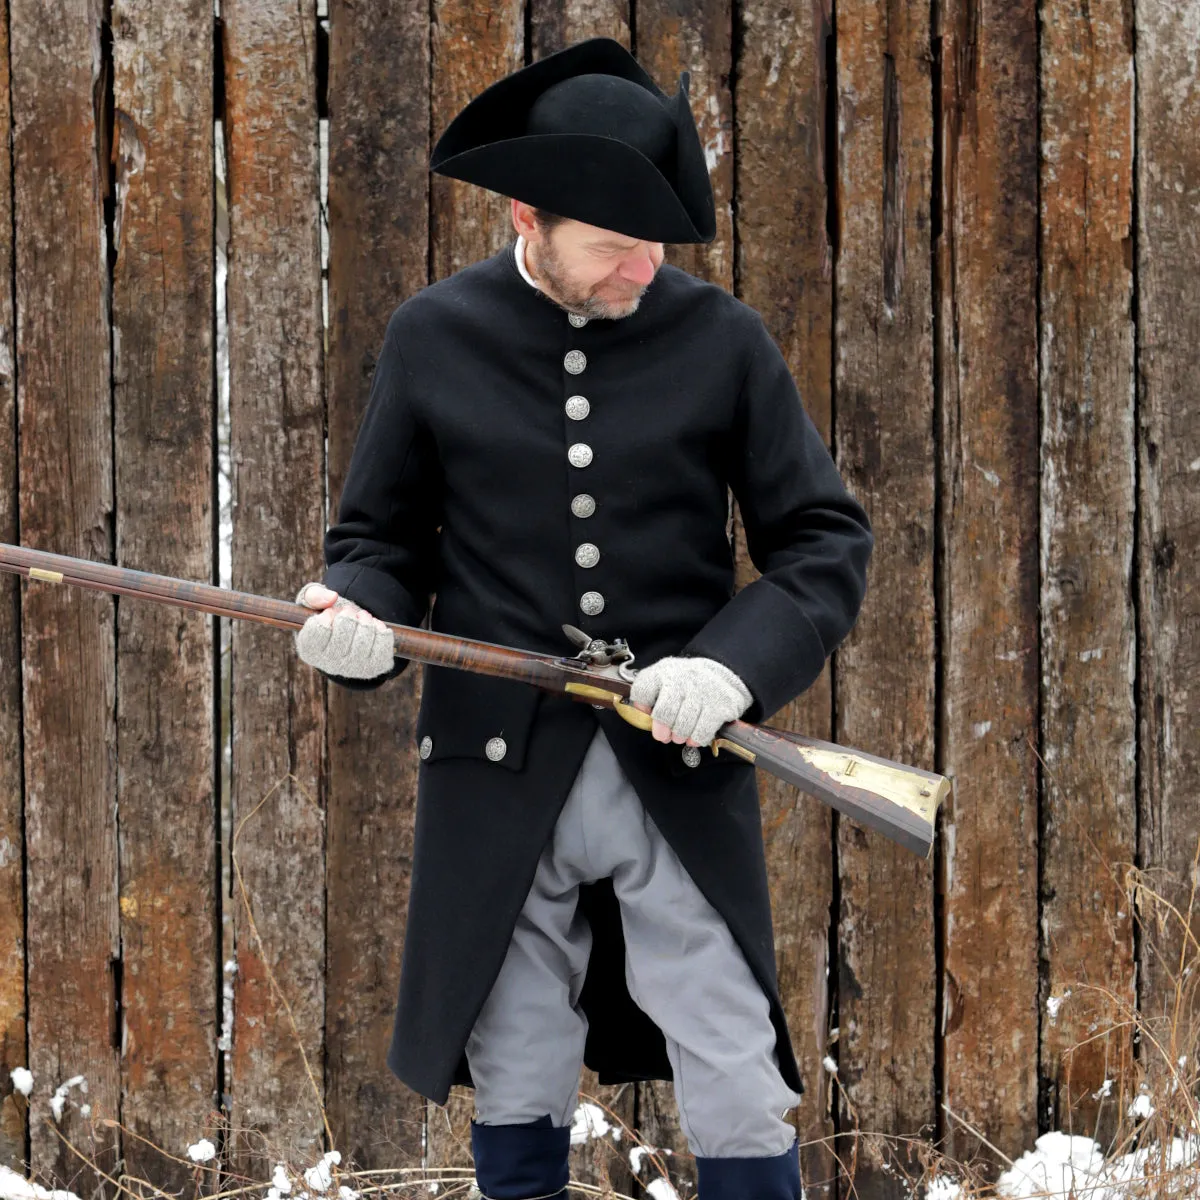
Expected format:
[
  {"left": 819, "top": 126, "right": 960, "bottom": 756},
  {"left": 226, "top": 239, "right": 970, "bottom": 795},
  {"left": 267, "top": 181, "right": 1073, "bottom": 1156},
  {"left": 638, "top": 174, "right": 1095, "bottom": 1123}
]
[{"left": 319, "top": 241, "right": 874, "bottom": 1106}]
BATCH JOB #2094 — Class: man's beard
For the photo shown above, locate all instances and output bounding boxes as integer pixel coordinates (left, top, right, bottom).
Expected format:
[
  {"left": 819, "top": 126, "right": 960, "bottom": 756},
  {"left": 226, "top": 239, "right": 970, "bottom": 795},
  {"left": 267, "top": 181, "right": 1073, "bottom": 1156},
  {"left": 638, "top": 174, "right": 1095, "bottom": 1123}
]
[{"left": 528, "top": 237, "right": 650, "bottom": 320}]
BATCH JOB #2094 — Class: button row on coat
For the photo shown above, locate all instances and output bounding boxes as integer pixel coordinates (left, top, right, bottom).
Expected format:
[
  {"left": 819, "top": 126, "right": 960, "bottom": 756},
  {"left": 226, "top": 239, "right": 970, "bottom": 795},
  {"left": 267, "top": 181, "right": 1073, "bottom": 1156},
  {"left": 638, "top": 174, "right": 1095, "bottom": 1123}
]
[
  {"left": 418, "top": 734, "right": 507, "bottom": 762},
  {"left": 563, "top": 342, "right": 602, "bottom": 616}
]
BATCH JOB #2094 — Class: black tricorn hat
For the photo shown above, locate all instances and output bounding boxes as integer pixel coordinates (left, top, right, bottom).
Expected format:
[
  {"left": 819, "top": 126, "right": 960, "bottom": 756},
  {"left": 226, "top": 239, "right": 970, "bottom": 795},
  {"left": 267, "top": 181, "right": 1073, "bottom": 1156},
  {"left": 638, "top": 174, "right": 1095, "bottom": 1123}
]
[{"left": 429, "top": 37, "right": 716, "bottom": 244}]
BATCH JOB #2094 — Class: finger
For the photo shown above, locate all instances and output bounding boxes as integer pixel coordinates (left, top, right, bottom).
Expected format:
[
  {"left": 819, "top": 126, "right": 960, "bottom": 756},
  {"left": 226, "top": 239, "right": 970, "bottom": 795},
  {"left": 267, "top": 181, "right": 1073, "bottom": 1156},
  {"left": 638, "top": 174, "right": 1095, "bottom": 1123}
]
[
  {"left": 670, "top": 694, "right": 704, "bottom": 744},
  {"left": 326, "top": 607, "right": 360, "bottom": 664},
  {"left": 652, "top": 719, "right": 673, "bottom": 743},
  {"left": 295, "top": 612, "right": 333, "bottom": 661},
  {"left": 629, "top": 671, "right": 662, "bottom": 711},
  {"left": 690, "top": 707, "right": 729, "bottom": 748},
  {"left": 651, "top": 682, "right": 685, "bottom": 742},
  {"left": 297, "top": 582, "right": 339, "bottom": 609}
]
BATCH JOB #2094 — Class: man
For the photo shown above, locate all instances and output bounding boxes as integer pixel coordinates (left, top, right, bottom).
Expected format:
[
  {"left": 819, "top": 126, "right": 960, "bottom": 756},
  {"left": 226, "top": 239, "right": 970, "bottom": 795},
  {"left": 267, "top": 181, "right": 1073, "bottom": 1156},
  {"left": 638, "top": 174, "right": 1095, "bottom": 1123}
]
[{"left": 294, "top": 36, "right": 873, "bottom": 1200}]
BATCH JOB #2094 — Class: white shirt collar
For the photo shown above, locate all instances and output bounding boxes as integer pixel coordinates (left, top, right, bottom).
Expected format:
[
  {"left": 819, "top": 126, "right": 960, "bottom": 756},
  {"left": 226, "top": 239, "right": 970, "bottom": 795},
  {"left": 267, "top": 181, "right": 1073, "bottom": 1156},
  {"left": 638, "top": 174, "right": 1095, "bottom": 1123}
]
[{"left": 514, "top": 235, "right": 541, "bottom": 291}]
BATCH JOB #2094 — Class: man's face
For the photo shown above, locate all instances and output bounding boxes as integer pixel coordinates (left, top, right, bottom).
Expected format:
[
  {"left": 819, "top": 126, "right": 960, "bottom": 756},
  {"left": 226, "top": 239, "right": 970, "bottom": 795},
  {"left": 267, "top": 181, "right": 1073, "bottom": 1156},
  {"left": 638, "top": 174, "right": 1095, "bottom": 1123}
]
[{"left": 524, "top": 217, "right": 665, "bottom": 320}]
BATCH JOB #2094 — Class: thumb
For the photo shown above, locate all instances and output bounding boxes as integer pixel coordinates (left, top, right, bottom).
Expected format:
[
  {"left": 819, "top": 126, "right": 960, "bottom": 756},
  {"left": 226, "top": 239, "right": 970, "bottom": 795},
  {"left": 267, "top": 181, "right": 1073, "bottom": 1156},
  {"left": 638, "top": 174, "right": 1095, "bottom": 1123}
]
[{"left": 297, "top": 582, "right": 339, "bottom": 609}]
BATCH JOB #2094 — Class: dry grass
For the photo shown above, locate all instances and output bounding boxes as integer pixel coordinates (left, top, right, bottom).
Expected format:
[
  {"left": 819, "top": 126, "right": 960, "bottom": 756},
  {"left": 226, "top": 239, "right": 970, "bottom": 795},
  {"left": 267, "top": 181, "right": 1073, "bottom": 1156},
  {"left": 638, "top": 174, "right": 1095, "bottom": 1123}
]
[{"left": 4, "top": 779, "right": 1198, "bottom": 1200}]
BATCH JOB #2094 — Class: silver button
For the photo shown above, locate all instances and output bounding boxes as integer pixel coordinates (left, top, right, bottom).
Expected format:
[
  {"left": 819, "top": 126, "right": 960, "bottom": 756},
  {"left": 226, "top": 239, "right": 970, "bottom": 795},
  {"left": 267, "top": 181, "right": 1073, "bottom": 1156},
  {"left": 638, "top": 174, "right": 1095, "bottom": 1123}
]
[
  {"left": 564, "top": 350, "right": 587, "bottom": 375},
  {"left": 571, "top": 493, "right": 596, "bottom": 518},
  {"left": 580, "top": 591, "right": 605, "bottom": 616},
  {"left": 419, "top": 735, "right": 433, "bottom": 760},
  {"left": 565, "top": 395, "right": 590, "bottom": 421},
  {"left": 568, "top": 443, "right": 593, "bottom": 468},
  {"left": 682, "top": 745, "right": 702, "bottom": 768},
  {"left": 575, "top": 543, "right": 600, "bottom": 569},
  {"left": 568, "top": 313, "right": 589, "bottom": 328},
  {"left": 485, "top": 736, "right": 507, "bottom": 762}
]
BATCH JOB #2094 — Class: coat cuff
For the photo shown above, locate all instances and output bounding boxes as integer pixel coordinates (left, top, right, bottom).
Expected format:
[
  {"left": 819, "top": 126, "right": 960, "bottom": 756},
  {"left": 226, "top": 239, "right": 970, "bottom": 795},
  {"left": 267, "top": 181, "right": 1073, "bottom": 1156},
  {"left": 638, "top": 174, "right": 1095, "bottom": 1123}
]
[
  {"left": 317, "top": 560, "right": 422, "bottom": 691},
  {"left": 680, "top": 577, "right": 827, "bottom": 723}
]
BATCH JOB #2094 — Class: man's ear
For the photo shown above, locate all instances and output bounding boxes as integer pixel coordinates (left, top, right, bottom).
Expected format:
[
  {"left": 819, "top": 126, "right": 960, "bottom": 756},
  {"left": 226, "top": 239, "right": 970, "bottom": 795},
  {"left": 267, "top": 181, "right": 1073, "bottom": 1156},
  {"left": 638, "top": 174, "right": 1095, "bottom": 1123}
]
[{"left": 511, "top": 199, "right": 538, "bottom": 241}]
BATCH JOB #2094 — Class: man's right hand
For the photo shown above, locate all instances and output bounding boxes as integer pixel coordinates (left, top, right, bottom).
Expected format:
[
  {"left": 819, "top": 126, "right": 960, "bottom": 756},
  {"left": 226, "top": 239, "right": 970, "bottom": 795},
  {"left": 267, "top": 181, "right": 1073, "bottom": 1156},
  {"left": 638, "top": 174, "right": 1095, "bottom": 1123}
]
[{"left": 294, "top": 582, "right": 396, "bottom": 680}]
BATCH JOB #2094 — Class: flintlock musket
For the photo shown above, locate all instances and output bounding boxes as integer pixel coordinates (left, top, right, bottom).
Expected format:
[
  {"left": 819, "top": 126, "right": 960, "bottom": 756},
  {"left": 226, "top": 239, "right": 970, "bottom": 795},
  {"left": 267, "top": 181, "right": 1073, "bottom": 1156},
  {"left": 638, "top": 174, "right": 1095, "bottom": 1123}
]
[{"left": 0, "top": 541, "right": 950, "bottom": 858}]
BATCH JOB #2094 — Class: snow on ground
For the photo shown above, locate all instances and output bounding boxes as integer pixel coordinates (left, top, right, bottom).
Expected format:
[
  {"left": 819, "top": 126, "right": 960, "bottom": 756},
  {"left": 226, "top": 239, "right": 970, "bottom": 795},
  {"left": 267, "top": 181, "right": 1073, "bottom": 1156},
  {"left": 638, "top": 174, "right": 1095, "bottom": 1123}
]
[
  {"left": 569, "top": 1100, "right": 614, "bottom": 1145},
  {"left": 186, "top": 1138, "right": 217, "bottom": 1163},
  {"left": 0, "top": 1167, "right": 82, "bottom": 1200}
]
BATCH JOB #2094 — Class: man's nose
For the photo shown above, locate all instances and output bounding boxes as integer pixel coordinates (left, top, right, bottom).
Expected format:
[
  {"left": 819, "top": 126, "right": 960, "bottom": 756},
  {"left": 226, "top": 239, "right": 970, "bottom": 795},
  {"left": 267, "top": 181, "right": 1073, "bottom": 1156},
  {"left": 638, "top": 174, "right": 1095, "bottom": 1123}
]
[{"left": 619, "top": 250, "right": 658, "bottom": 285}]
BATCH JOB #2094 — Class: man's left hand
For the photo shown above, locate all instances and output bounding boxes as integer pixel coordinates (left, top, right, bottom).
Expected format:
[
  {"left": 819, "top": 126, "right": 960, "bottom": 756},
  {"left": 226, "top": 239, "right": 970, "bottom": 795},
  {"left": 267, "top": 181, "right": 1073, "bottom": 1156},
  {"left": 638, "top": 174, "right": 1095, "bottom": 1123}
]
[{"left": 629, "top": 656, "right": 754, "bottom": 747}]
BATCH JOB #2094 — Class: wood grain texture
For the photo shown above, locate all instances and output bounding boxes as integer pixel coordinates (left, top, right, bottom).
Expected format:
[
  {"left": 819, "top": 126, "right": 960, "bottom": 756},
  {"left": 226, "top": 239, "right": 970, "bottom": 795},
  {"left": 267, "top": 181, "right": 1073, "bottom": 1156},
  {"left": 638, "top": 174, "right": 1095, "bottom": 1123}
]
[
  {"left": 634, "top": 7, "right": 733, "bottom": 1183},
  {"left": 1038, "top": 0, "right": 1136, "bottom": 1140},
  {"left": 0, "top": 0, "right": 24, "bottom": 1169},
  {"left": 735, "top": 0, "right": 837, "bottom": 1193},
  {"left": 10, "top": 0, "right": 120, "bottom": 1187},
  {"left": 323, "top": 0, "right": 432, "bottom": 1170},
  {"left": 111, "top": 1, "right": 218, "bottom": 1186},
  {"left": 223, "top": 0, "right": 327, "bottom": 1170},
  {"left": 833, "top": 0, "right": 937, "bottom": 1192},
  {"left": 1134, "top": 0, "right": 1200, "bottom": 1092},
  {"left": 532, "top": 0, "right": 629, "bottom": 61},
  {"left": 637, "top": 0, "right": 733, "bottom": 284},
  {"left": 431, "top": 0, "right": 523, "bottom": 281},
  {"left": 935, "top": 0, "right": 1041, "bottom": 1168}
]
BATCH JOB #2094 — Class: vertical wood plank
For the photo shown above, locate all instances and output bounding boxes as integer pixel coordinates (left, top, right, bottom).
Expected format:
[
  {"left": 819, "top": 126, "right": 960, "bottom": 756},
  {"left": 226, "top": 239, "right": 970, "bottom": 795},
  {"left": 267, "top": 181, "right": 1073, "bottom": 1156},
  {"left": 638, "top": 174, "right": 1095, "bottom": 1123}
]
[
  {"left": 633, "top": 11, "right": 733, "bottom": 1190},
  {"left": 10, "top": 0, "right": 119, "bottom": 1187},
  {"left": 223, "top": 0, "right": 327, "bottom": 1170},
  {"left": 431, "top": 0, "right": 523, "bottom": 282},
  {"left": 934, "top": 0, "right": 1040, "bottom": 1168},
  {"left": 0, "top": 0, "right": 24, "bottom": 1167},
  {"left": 111, "top": 1, "right": 219, "bottom": 1186},
  {"left": 637, "top": 1, "right": 733, "bottom": 284},
  {"left": 525, "top": 6, "right": 639, "bottom": 1191},
  {"left": 1134, "top": 0, "right": 1200, "bottom": 1093},
  {"left": 1038, "top": 0, "right": 1136, "bottom": 1141},
  {"left": 532, "top": 0, "right": 629, "bottom": 61},
  {"left": 833, "top": 0, "right": 937, "bottom": 1193},
  {"left": 736, "top": 1, "right": 838, "bottom": 1194},
  {"left": 323, "top": 0, "right": 432, "bottom": 1170}
]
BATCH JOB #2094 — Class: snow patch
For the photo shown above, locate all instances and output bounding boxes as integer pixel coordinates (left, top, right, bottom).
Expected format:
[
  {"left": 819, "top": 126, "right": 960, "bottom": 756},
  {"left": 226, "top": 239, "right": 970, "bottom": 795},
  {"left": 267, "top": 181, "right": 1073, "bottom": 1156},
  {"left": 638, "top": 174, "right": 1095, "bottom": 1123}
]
[
  {"left": 303, "top": 1151, "right": 341, "bottom": 1193},
  {"left": 9, "top": 1068, "right": 32, "bottom": 1097},
  {"left": 271, "top": 1163, "right": 293, "bottom": 1194},
  {"left": 48, "top": 1076, "right": 86, "bottom": 1123},
  {"left": 924, "top": 1178, "right": 961, "bottom": 1200},
  {"left": 646, "top": 1180, "right": 680, "bottom": 1200},
  {"left": 186, "top": 1139, "right": 216, "bottom": 1164},
  {"left": 0, "top": 1166, "right": 83, "bottom": 1200},
  {"left": 1046, "top": 989, "right": 1071, "bottom": 1024},
  {"left": 570, "top": 1102, "right": 611, "bottom": 1145}
]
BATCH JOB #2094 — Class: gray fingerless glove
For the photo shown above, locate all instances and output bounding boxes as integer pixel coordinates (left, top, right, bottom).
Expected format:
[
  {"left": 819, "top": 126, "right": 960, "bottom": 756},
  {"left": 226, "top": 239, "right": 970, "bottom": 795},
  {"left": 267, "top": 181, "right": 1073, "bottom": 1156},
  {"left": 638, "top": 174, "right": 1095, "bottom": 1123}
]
[
  {"left": 294, "top": 583, "right": 395, "bottom": 680},
  {"left": 629, "top": 655, "right": 754, "bottom": 746}
]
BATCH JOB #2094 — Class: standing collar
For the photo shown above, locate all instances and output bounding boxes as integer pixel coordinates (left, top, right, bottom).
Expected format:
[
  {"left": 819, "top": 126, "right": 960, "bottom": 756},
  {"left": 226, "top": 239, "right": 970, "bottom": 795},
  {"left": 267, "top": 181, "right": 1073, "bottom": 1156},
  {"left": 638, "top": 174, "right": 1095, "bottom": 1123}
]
[{"left": 514, "top": 235, "right": 541, "bottom": 291}]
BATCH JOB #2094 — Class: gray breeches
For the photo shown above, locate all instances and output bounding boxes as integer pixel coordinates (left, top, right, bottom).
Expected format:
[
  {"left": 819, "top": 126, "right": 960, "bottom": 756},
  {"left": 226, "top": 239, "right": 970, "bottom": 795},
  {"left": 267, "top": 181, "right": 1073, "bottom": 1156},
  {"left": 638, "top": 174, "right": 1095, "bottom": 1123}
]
[{"left": 466, "top": 725, "right": 801, "bottom": 1158}]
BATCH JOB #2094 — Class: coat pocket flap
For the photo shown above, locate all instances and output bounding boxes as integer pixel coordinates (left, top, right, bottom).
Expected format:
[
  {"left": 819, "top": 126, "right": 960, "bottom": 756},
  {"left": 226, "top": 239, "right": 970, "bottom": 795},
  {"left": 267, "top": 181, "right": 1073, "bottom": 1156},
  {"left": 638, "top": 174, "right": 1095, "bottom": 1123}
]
[{"left": 415, "top": 664, "right": 544, "bottom": 771}]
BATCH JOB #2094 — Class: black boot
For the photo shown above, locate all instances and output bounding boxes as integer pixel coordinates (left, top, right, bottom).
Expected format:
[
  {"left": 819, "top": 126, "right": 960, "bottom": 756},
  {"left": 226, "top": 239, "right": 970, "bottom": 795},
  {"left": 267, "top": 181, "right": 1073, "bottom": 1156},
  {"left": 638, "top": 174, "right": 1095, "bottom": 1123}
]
[
  {"left": 694, "top": 1138, "right": 803, "bottom": 1200},
  {"left": 470, "top": 1114, "right": 570, "bottom": 1200}
]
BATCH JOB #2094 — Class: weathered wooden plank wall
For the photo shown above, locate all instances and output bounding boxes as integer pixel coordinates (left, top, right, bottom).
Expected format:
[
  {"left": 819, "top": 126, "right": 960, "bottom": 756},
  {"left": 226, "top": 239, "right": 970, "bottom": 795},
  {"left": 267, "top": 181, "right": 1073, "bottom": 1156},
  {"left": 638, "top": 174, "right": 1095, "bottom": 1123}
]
[
  {"left": 0, "top": 0, "right": 22, "bottom": 1171},
  {"left": 0, "top": 1, "right": 1197, "bottom": 1197},
  {"left": 834, "top": 0, "right": 937, "bottom": 1193},
  {"left": 935, "top": 0, "right": 1042, "bottom": 1168},
  {"left": 1038, "top": 0, "right": 1136, "bottom": 1144},
  {"left": 735, "top": 0, "right": 839, "bottom": 1188},
  {"left": 1135, "top": 0, "right": 1200, "bottom": 1105},
  {"left": 223, "top": 0, "right": 327, "bottom": 1170},
  {"left": 111, "top": 0, "right": 218, "bottom": 1189},
  {"left": 10, "top": 2, "right": 120, "bottom": 1193},
  {"left": 324, "top": 0, "right": 431, "bottom": 1170}
]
